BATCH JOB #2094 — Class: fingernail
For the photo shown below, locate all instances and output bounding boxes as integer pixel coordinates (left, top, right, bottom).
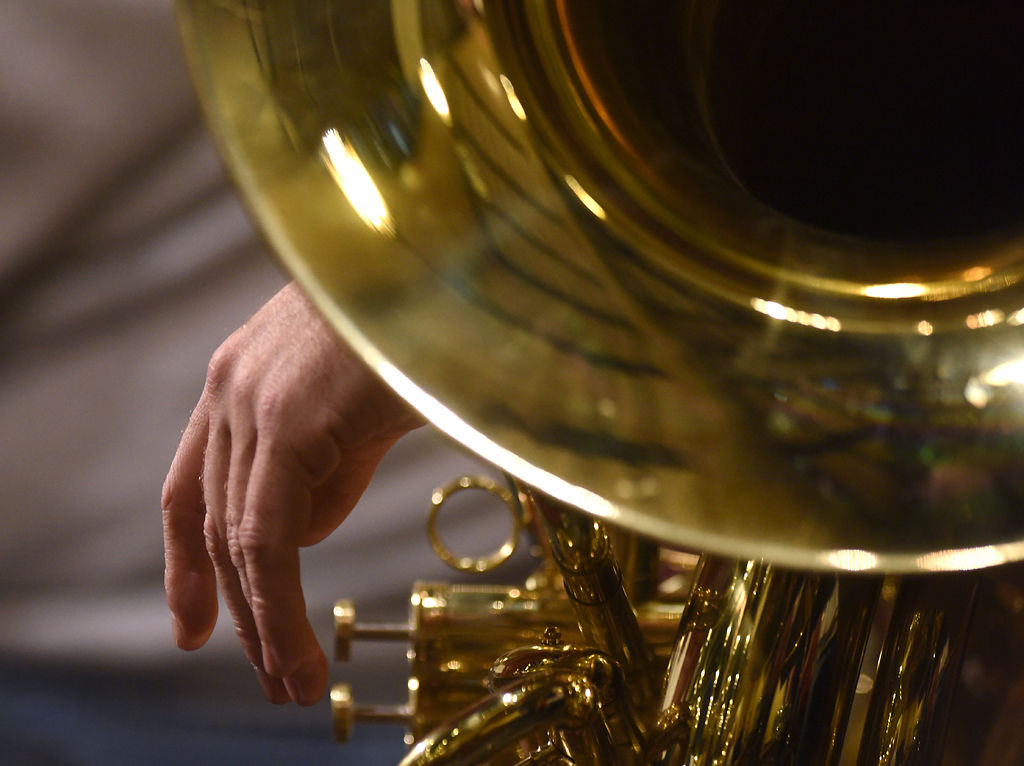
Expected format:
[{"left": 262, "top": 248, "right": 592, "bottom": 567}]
[
  {"left": 256, "top": 669, "right": 290, "bottom": 704},
  {"left": 284, "top": 663, "right": 324, "bottom": 707},
  {"left": 261, "top": 642, "right": 282, "bottom": 676},
  {"left": 283, "top": 675, "right": 306, "bottom": 705},
  {"left": 171, "top": 614, "right": 184, "bottom": 646}
]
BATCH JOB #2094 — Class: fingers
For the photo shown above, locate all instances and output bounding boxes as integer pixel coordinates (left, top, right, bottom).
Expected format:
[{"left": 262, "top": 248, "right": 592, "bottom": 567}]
[
  {"left": 204, "top": 510, "right": 290, "bottom": 705},
  {"left": 224, "top": 421, "right": 257, "bottom": 621},
  {"left": 302, "top": 435, "right": 399, "bottom": 546},
  {"left": 205, "top": 412, "right": 292, "bottom": 705},
  {"left": 199, "top": 405, "right": 325, "bottom": 705},
  {"left": 239, "top": 441, "right": 328, "bottom": 705},
  {"left": 162, "top": 401, "right": 217, "bottom": 651}
]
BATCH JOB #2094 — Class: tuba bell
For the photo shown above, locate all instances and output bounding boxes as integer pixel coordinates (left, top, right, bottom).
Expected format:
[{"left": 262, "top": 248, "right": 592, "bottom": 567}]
[{"left": 175, "top": 0, "right": 1024, "bottom": 762}]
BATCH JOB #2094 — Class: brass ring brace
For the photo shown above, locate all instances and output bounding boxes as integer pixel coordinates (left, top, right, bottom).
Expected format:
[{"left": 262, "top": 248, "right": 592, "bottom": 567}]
[{"left": 426, "top": 475, "right": 524, "bottom": 573}]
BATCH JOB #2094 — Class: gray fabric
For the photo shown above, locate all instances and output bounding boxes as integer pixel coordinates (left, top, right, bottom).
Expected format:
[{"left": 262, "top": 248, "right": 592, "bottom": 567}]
[{"left": 0, "top": 0, "right": 532, "bottom": 697}]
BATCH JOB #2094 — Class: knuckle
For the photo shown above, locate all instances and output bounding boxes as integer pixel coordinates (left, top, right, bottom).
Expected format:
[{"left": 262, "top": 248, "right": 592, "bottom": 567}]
[
  {"left": 162, "top": 479, "right": 199, "bottom": 517},
  {"left": 253, "top": 389, "right": 288, "bottom": 431},
  {"left": 225, "top": 526, "right": 246, "bottom": 570},
  {"left": 160, "top": 485, "right": 180, "bottom": 519},
  {"left": 202, "top": 514, "right": 223, "bottom": 556},
  {"left": 289, "top": 440, "right": 339, "bottom": 485},
  {"left": 162, "top": 464, "right": 197, "bottom": 515},
  {"left": 231, "top": 620, "right": 262, "bottom": 665},
  {"left": 160, "top": 480, "right": 177, "bottom": 513},
  {"left": 252, "top": 394, "right": 340, "bottom": 482},
  {"left": 278, "top": 417, "right": 343, "bottom": 484},
  {"left": 237, "top": 523, "right": 275, "bottom": 563},
  {"left": 205, "top": 338, "right": 252, "bottom": 402},
  {"left": 204, "top": 345, "right": 233, "bottom": 395}
]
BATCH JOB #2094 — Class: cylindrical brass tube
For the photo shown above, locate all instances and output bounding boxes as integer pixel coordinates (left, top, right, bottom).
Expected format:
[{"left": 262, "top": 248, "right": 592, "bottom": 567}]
[
  {"left": 792, "top": 575, "right": 882, "bottom": 766},
  {"left": 651, "top": 556, "right": 880, "bottom": 765},
  {"left": 530, "top": 494, "right": 656, "bottom": 761},
  {"left": 857, "top": 574, "right": 980, "bottom": 766},
  {"left": 531, "top": 494, "right": 657, "bottom": 706}
]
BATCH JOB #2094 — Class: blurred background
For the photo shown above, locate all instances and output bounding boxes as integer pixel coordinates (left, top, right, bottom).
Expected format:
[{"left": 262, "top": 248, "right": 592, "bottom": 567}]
[{"left": 0, "top": 1, "right": 533, "bottom": 763}]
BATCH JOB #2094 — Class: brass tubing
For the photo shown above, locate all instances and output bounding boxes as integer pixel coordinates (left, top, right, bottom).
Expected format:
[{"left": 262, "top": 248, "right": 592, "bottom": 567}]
[
  {"left": 513, "top": 752, "right": 575, "bottom": 766},
  {"left": 530, "top": 494, "right": 655, "bottom": 761},
  {"left": 353, "top": 623, "right": 413, "bottom": 640},
  {"left": 531, "top": 494, "right": 657, "bottom": 704},
  {"left": 857, "top": 574, "right": 980, "bottom": 766},
  {"left": 651, "top": 557, "right": 878, "bottom": 765},
  {"left": 396, "top": 668, "right": 614, "bottom": 766},
  {"left": 353, "top": 704, "right": 414, "bottom": 725},
  {"left": 792, "top": 575, "right": 882, "bottom": 766},
  {"left": 650, "top": 557, "right": 774, "bottom": 764},
  {"left": 394, "top": 582, "right": 683, "bottom": 738},
  {"left": 608, "top": 527, "right": 662, "bottom": 605},
  {"left": 490, "top": 645, "right": 642, "bottom": 766}
]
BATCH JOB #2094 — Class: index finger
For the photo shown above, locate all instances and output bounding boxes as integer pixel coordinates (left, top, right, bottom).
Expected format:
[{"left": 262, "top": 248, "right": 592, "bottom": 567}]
[{"left": 162, "top": 400, "right": 218, "bottom": 650}]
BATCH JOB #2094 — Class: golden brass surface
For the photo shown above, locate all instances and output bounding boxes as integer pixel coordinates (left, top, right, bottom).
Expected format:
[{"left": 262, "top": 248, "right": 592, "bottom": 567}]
[
  {"left": 650, "top": 558, "right": 881, "bottom": 765},
  {"left": 330, "top": 683, "right": 354, "bottom": 743},
  {"left": 175, "top": 0, "right": 1024, "bottom": 763},
  {"left": 336, "top": 580, "right": 685, "bottom": 743},
  {"left": 427, "top": 475, "right": 526, "bottom": 573},
  {"left": 397, "top": 663, "right": 615, "bottom": 766},
  {"left": 856, "top": 575, "right": 979, "bottom": 766},
  {"left": 176, "top": 0, "right": 1024, "bottom": 571},
  {"left": 330, "top": 682, "right": 412, "bottom": 744},
  {"left": 329, "top": 491, "right": 1024, "bottom": 764}
]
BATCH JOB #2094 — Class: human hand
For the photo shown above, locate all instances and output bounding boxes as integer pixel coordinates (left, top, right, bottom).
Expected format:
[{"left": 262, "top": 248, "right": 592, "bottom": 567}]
[{"left": 162, "top": 282, "right": 424, "bottom": 705}]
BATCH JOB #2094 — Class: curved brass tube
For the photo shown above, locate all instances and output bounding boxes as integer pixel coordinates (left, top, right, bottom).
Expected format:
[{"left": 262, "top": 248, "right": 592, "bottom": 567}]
[{"left": 396, "top": 668, "right": 613, "bottom": 766}]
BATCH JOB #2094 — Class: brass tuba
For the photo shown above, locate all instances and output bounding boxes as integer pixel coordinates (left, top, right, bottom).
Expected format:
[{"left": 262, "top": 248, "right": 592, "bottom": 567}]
[{"left": 176, "top": 0, "right": 1024, "bottom": 762}]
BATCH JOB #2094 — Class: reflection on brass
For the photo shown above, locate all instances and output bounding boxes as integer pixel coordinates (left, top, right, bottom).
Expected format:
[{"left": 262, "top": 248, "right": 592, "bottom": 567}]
[
  {"left": 857, "top": 575, "right": 979, "bottom": 766},
  {"left": 175, "top": 0, "right": 1024, "bottom": 569},
  {"left": 333, "top": 598, "right": 410, "bottom": 663},
  {"left": 531, "top": 493, "right": 657, "bottom": 709},
  {"left": 528, "top": 494, "right": 652, "bottom": 762},
  {"left": 175, "top": 0, "right": 1024, "bottom": 763},
  {"left": 608, "top": 530, "right": 661, "bottom": 606},
  {"left": 398, "top": 662, "right": 616, "bottom": 766},
  {"left": 427, "top": 475, "right": 526, "bottom": 573},
  {"left": 330, "top": 682, "right": 353, "bottom": 743},
  {"left": 649, "top": 558, "right": 881, "bottom": 765},
  {"left": 329, "top": 498, "right": 1020, "bottom": 764},
  {"left": 330, "top": 682, "right": 412, "bottom": 743},
  {"left": 334, "top": 579, "right": 684, "bottom": 743}
]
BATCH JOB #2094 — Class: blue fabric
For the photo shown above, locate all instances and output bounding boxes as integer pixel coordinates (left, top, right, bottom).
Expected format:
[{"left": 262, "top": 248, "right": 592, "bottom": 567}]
[{"left": 0, "top": 663, "right": 406, "bottom": 766}]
